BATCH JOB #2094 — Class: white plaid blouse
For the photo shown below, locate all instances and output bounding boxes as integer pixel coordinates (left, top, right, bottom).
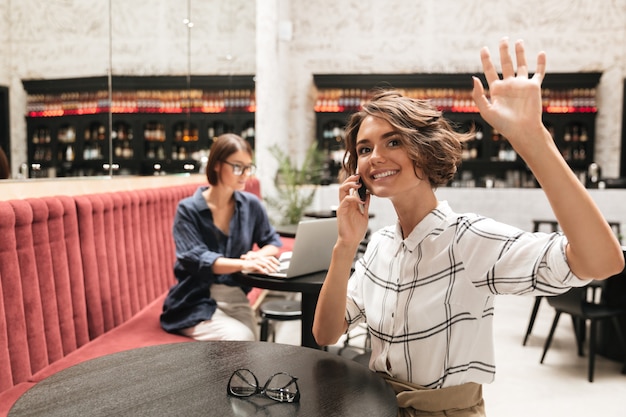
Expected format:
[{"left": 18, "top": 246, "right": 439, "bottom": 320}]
[{"left": 346, "top": 201, "right": 589, "bottom": 389}]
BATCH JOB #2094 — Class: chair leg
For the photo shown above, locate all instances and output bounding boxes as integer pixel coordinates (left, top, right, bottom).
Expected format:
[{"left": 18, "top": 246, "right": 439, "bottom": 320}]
[
  {"left": 260, "top": 317, "right": 270, "bottom": 342},
  {"left": 589, "top": 319, "right": 597, "bottom": 382},
  {"left": 608, "top": 317, "right": 626, "bottom": 376},
  {"left": 541, "top": 311, "right": 562, "bottom": 364},
  {"left": 523, "top": 296, "right": 543, "bottom": 346},
  {"left": 571, "top": 316, "right": 585, "bottom": 357}
]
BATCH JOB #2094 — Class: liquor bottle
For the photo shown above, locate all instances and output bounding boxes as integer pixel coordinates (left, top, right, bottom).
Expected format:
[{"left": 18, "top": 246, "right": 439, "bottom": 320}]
[{"left": 66, "top": 145, "right": 75, "bottom": 162}]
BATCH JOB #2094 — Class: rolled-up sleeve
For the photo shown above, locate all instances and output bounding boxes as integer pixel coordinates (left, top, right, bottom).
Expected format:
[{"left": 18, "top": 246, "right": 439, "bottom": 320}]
[{"left": 173, "top": 202, "right": 223, "bottom": 276}]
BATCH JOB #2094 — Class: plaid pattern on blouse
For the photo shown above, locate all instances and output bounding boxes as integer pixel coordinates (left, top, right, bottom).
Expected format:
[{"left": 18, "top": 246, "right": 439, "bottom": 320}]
[{"left": 346, "top": 201, "right": 589, "bottom": 389}]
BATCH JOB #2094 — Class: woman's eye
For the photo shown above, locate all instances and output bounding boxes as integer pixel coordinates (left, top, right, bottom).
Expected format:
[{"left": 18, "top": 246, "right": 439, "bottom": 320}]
[
  {"left": 357, "top": 146, "right": 371, "bottom": 155},
  {"left": 388, "top": 138, "right": 401, "bottom": 147}
]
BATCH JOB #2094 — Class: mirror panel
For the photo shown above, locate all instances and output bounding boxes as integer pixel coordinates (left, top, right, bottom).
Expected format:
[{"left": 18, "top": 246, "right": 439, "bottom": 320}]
[
  {"left": 13, "top": 0, "right": 109, "bottom": 179},
  {"left": 10, "top": 0, "right": 256, "bottom": 180}
]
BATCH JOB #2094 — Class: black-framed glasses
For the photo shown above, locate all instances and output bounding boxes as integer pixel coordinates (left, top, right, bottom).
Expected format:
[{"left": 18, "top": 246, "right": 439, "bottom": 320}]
[
  {"left": 227, "top": 369, "right": 300, "bottom": 403},
  {"left": 223, "top": 161, "right": 257, "bottom": 176}
]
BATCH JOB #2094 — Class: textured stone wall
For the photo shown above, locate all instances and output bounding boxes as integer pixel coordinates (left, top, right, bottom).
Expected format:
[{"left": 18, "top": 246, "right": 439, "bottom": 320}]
[
  {"left": 284, "top": 0, "right": 626, "bottom": 177},
  {"left": 5, "top": 0, "right": 256, "bottom": 177},
  {"left": 3, "top": 0, "right": 626, "bottom": 179}
]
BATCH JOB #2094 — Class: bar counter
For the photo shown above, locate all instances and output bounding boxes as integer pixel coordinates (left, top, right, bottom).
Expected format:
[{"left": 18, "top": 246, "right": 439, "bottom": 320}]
[
  {"left": 310, "top": 184, "right": 626, "bottom": 234},
  {"left": 0, "top": 174, "right": 206, "bottom": 201}
]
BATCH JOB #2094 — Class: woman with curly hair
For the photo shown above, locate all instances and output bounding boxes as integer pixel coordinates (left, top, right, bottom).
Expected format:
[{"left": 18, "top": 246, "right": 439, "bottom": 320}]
[{"left": 313, "top": 38, "right": 624, "bottom": 416}]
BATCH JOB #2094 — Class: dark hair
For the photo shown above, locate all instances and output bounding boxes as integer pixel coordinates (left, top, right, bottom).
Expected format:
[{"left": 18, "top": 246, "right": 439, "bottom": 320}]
[
  {"left": 342, "top": 89, "right": 470, "bottom": 188},
  {"left": 0, "top": 147, "right": 9, "bottom": 180},
  {"left": 206, "top": 133, "right": 253, "bottom": 185}
]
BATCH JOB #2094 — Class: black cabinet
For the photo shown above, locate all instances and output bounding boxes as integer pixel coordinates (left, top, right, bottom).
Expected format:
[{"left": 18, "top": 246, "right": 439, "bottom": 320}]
[
  {"left": 27, "top": 113, "right": 108, "bottom": 177},
  {"left": 313, "top": 73, "right": 601, "bottom": 187},
  {"left": 1, "top": 86, "right": 10, "bottom": 170},
  {"left": 23, "top": 76, "right": 255, "bottom": 178},
  {"left": 621, "top": 80, "right": 626, "bottom": 179}
]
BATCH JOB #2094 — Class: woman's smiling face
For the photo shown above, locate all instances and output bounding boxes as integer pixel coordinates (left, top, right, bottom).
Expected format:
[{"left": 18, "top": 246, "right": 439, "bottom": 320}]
[{"left": 355, "top": 115, "right": 428, "bottom": 200}]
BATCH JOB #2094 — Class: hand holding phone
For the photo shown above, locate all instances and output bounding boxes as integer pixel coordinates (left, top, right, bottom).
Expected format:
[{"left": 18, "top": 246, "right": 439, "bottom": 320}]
[
  {"left": 355, "top": 175, "right": 367, "bottom": 214},
  {"left": 357, "top": 177, "right": 367, "bottom": 202}
]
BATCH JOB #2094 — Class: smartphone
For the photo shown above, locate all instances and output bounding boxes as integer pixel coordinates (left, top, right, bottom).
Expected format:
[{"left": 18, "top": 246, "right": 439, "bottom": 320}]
[{"left": 357, "top": 177, "right": 367, "bottom": 202}]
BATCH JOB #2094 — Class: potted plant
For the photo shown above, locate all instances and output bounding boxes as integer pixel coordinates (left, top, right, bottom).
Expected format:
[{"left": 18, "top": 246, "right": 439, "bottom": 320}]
[{"left": 265, "top": 143, "right": 324, "bottom": 225}]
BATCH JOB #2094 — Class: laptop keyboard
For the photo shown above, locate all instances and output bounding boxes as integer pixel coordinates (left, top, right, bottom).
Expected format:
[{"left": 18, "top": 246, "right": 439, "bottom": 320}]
[{"left": 278, "top": 260, "right": 290, "bottom": 272}]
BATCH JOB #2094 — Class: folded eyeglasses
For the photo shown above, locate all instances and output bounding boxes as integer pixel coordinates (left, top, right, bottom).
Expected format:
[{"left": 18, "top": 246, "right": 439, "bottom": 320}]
[{"left": 227, "top": 368, "right": 300, "bottom": 403}]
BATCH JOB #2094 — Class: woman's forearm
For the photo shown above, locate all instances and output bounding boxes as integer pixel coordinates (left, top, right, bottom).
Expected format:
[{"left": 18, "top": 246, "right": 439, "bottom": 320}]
[
  {"left": 523, "top": 130, "right": 624, "bottom": 279},
  {"left": 313, "top": 242, "right": 355, "bottom": 346}
]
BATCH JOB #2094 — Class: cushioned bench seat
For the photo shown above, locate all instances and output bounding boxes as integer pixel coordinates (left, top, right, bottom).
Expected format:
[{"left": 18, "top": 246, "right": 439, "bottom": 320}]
[
  {"left": 29, "top": 294, "right": 190, "bottom": 382},
  {"left": 0, "top": 178, "right": 291, "bottom": 416}
]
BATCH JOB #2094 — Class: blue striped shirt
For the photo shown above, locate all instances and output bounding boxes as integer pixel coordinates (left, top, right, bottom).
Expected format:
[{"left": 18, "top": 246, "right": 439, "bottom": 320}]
[{"left": 161, "top": 186, "right": 282, "bottom": 332}]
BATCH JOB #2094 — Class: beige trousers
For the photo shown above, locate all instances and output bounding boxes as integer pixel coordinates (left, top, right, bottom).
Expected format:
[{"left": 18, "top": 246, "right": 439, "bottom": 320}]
[
  {"left": 382, "top": 374, "right": 486, "bottom": 417},
  {"left": 181, "top": 284, "right": 258, "bottom": 341}
]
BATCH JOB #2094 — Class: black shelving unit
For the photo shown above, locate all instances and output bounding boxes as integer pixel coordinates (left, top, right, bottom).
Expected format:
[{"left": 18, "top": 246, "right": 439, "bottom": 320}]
[
  {"left": 0, "top": 86, "right": 10, "bottom": 170},
  {"left": 313, "top": 73, "right": 601, "bottom": 187},
  {"left": 22, "top": 75, "right": 255, "bottom": 178},
  {"left": 621, "top": 79, "right": 626, "bottom": 179}
]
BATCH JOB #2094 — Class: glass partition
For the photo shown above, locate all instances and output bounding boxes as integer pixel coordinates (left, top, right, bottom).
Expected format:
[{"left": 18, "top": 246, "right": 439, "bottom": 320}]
[{"left": 15, "top": 0, "right": 256, "bottom": 179}]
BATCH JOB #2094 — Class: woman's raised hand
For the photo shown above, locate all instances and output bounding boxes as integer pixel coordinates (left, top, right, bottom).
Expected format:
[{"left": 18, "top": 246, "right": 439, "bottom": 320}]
[{"left": 472, "top": 38, "right": 549, "bottom": 160}]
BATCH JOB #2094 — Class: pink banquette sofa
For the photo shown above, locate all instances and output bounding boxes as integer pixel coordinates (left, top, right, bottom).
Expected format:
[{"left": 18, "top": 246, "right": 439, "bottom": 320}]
[{"left": 0, "top": 178, "right": 289, "bottom": 415}]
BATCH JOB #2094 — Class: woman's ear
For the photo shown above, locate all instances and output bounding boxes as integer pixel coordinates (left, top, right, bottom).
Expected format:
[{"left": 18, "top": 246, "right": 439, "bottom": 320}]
[{"left": 213, "top": 162, "right": 222, "bottom": 182}]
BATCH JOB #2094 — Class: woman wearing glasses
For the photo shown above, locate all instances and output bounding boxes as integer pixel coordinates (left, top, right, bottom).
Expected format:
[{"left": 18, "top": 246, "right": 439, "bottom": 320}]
[
  {"left": 161, "top": 133, "right": 282, "bottom": 341},
  {"left": 313, "top": 39, "right": 624, "bottom": 416}
]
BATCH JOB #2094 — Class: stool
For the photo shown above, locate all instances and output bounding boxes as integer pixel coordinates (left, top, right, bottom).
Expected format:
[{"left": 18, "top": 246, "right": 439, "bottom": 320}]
[{"left": 259, "top": 299, "right": 302, "bottom": 342}]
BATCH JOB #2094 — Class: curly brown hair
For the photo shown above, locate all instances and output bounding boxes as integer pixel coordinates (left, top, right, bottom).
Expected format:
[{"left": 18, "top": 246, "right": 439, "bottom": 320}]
[{"left": 342, "top": 89, "right": 471, "bottom": 188}]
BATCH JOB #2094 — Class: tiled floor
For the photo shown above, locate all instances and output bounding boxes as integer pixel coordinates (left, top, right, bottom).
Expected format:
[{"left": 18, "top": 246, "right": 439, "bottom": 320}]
[{"left": 269, "top": 293, "right": 625, "bottom": 417}]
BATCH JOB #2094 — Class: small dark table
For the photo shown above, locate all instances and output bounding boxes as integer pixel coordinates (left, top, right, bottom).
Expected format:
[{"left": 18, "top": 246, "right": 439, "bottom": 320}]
[
  {"left": 273, "top": 223, "right": 298, "bottom": 238},
  {"left": 303, "top": 209, "right": 337, "bottom": 219},
  {"left": 235, "top": 271, "right": 326, "bottom": 349},
  {"left": 304, "top": 209, "right": 374, "bottom": 219},
  {"left": 9, "top": 342, "right": 398, "bottom": 417}
]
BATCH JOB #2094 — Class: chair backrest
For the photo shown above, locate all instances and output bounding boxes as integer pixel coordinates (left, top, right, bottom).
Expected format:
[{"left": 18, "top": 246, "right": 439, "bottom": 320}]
[
  {"left": 244, "top": 176, "right": 262, "bottom": 199},
  {"left": 546, "top": 287, "right": 587, "bottom": 316},
  {"left": 601, "top": 266, "right": 626, "bottom": 306},
  {"left": 532, "top": 219, "right": 621, "bottom": 244}
]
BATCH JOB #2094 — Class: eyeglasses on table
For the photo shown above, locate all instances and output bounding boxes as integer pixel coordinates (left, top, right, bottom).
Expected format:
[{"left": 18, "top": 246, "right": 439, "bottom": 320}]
[{"left": 227, "top": 368, "right": 300, "bottom": 403}]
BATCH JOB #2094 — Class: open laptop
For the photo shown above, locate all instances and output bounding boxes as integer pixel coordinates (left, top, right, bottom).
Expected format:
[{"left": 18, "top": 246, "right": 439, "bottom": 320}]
[{"left": 264, "top": 217, "right": 337, "bottom": 279}]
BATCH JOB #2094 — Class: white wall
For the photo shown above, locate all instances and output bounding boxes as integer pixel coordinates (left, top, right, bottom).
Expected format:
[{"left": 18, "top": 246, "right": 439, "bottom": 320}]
[{"left": 3, "top": 0, "right": 626, "bottom": 181}]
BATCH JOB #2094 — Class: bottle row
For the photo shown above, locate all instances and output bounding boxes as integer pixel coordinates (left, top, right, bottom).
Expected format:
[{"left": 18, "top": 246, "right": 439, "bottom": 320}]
[
  {"left": 314, "top": 87, "right": 597, "bottom": 114},
  {"left": 26, "top": 89, "right": 257, "bottom": 117},
  {"left": 460, "top": 133, "right": 591, "bottom": 164},
  {"left": 27, "top": 112, "right": 255, "bottom": 179},
  {"left": 318, "top": 115, "right": 594, "bottom": 162}
]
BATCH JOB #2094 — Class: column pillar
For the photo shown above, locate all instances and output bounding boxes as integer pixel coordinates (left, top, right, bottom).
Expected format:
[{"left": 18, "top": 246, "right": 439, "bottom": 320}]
[{"left": 255, "top": 0, "right": 290, "bottom": 198}]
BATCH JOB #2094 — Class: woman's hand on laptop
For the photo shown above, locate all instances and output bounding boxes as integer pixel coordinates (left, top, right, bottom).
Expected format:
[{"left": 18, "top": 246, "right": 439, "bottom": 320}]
[{"left": 240, "top": 253, "right": 281, "bottom": 274}]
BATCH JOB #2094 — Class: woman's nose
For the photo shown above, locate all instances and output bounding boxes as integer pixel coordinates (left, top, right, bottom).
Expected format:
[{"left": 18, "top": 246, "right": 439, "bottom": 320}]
[{"left": 369, "top": 145, "right": 385, "bottom": 163}]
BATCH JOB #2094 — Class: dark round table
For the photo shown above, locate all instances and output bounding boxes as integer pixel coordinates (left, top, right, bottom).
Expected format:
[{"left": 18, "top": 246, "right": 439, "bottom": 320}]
[
  {"left": 9, "top": 341, "right": 398, "bottom": 417},
  {"left": 235, "top": 271, "right": 326, "bottom": 349}
]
